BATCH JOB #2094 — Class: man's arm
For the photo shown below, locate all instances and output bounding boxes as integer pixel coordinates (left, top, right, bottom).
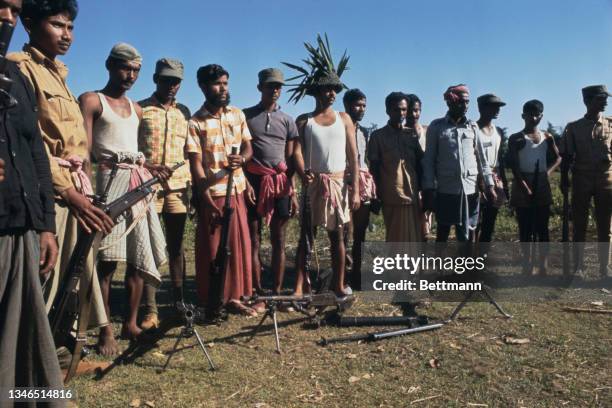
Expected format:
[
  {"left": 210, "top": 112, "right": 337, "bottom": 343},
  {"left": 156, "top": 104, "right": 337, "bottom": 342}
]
[
  {"left": 341, "top": 112, "right": 360, "bottom": 211},
  {"left": 559, "top": 124, "right": 574, "bottom": 194},
  {"left": 421, "top": 123, "right": 438, "bottom": 211},
  {"left": 293, "top": 114, "right": 312, "bottom": 183},
  {"left": 508, "top": 133, "right": 532, "bottom": 196},
  {"left": 78, "top": 92, "right": 101, "bottom": 156},
  {"left": 27, "top": 102, "right": 58, "bottom": 275},
  {"left": 545, "top": 132, "right": 562, "bottom": 175}
]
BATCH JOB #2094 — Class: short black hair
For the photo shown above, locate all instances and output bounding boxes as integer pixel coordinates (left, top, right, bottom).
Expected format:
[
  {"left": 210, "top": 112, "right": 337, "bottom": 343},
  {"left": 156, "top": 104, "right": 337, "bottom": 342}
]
[
  {"left": 523, "top": 99, "right": 544, "bottom": 114},
  {"left": 406, "top": 93, "right": 422, "bottom": 109},
  {"left": 385, "top": 91, "right": 408, "bottom": 111},
  {"left": 21, "top": 0, "right": 79, "bottom": 23},
  {"left": 197, "top": 64, "right": 229, "bottom": 85},
  {"left": 343, "top": 88, "right": 366, "bottom": 109}
]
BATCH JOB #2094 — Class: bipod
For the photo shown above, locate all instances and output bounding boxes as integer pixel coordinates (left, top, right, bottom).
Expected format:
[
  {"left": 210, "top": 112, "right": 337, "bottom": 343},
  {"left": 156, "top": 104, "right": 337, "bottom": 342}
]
[
  {"left": 161, "top": 302, "right": 216, "bottom": 371},
  {"left": 447, "top": 284, "right": 512, "bottom": 322},
  {"left": 246, "top": 300, "right": 287, "bottom": 353}
]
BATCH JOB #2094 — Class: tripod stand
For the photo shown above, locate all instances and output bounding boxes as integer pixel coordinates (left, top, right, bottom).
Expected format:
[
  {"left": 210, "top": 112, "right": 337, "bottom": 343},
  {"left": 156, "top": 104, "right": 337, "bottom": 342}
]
[
  {"left": 447, "top": 284, "right": 512, "bottom": 322},
  {"left": 161, "top": 302, "right": 216, "bottom": 371}
]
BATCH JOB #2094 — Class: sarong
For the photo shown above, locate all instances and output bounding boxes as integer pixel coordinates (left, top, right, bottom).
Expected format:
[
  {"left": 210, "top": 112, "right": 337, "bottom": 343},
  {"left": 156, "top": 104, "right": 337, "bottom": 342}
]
[
  {"left": 195, "top": 193, "right": 253, "bottom": 304},
  {"left": 95, "top": 153, "right": 166, "bottom": 286},
  {"left": 308, "top": 172, "right": 350, "bottom": 232},
  {"left": 0, "top": 231, "right": 64, "bottom": 407},
  {"left": 382, "top": 204, "right": 423, "bottom": 242}
]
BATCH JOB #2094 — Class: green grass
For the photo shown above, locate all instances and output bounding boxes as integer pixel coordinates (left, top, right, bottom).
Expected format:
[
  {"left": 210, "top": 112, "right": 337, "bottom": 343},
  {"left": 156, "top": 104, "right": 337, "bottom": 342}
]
[{"left": 68, "top": 171, "right": 610, "bottom": 407}]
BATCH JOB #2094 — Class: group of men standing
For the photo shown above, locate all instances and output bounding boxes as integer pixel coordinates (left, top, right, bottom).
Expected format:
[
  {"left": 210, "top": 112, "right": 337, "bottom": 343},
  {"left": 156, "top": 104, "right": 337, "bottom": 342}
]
[{"left": 0, "top": 0, "right": 611, "bottom": 399}]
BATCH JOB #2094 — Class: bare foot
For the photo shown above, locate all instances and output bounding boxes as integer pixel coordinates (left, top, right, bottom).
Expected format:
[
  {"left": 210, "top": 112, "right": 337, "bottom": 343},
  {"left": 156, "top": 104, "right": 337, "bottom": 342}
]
[
  {"left": 97, "top": 327, "right": 119, "bottom": 356},
  {"left": 120, "top": 323, "right": 143, "bottom": 341}
]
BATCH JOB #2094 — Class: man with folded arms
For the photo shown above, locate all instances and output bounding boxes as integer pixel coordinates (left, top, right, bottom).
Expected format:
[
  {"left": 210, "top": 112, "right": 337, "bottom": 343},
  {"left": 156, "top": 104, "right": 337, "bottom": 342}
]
[{"left": 138, "top": 58, "right": 191, "bottom": 329}]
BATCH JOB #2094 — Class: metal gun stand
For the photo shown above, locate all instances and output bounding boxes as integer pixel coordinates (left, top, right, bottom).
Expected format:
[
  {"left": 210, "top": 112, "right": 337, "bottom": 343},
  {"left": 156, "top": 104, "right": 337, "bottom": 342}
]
[
  {"left": 161, "top": 302, "right": 216, "bottom": 371},
  {"left": 246, "top": 299, "right": 310, "bottom": 354},
  {"left": 447, "top": 284, "right": 512, "bottom": 321}
]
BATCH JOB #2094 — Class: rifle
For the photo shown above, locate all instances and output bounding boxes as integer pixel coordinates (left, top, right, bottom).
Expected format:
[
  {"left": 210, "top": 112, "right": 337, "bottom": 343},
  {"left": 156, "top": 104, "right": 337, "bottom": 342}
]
[
  {"left": 319, "top": 322, "right": 444, "bottom": 346},
  {"left": 207, "top": 146, "right": 239, "bottom": 318},
  {"left": 530, "top": 159, "right": 540, "bottom": 243},
  {"left": 0, "top": 21, "right": 16, "bottom": 110},
  {"left": 49, "top": 161, "right": 185, "bottom": 382},
  {"left": 301, "top": 170, "right": 316, "bottom": 288},
  {"left": 241, "top": 292, "right": 355, "bottom": 353},
  {"left": 561, "top": 169, "right": 570, "bottom": 276}
]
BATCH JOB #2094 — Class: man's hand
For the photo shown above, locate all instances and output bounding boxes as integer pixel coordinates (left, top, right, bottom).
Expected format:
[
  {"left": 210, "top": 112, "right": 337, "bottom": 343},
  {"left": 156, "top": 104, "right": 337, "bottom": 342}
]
[
  {"left": 560, "top": 173, "right": 570, "bottom": 195},
  {"left": 203, "top": 189, "right": 222, "bottom": 224},
  {"left": 0, "top": 158, "right": 4, "bottom": 182},
  {"left": 422, "top": 189, "right": 435, "bottom": 212},
  {"left": 147, "top": 164, "right": 173, "bottom": 182},
  {"left": 245, "top": 182, "right": 256, "bottom": 206},
  {"left": 485, "top": 185, "right": 498, "bottom": 202},
  {"left": 301, "top": 169, "right": 315, "bottom": 185},
  {"left": 61, "top": 187, "right": 114, "bottom": 234},
  {"left": 39, "top": 231, "right": 58, "bottom": 276},
  {"left": 290, "top": 194, "right": 299, "bottom": 217},
  {"left": 227, "top": 154, "right": 244, "bottom": 170},
  {"left": 520, "top": 180, "right": 533, "bottom": 197},
  {"left": 350, "top": 190, "right": 361, "bottom": 211}
]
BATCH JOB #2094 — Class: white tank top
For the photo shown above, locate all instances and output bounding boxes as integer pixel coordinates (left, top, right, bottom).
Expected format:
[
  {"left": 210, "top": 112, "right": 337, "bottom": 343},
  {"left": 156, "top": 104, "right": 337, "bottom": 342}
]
[
  {"left": 479, "top": 126, "right": 501, "bottom": 170},
  {"left": 518, "top": 131, "right": 547, "bottom": 173},
  {"left": 303, "top": 111, "right": 346, "bottom": 173},
  {"left": 92, "top": 92, "right": 140, "bottom": 161}
]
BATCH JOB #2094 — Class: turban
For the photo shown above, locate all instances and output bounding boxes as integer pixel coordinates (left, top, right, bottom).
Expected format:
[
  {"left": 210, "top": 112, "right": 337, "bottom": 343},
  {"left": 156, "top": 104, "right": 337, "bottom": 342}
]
[{"left": 444, "top": 84, "right": 470, "bottom": 103}]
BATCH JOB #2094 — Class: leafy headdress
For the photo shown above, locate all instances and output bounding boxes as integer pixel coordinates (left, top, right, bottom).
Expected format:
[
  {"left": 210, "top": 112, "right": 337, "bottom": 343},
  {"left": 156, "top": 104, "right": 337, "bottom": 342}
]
[{"left": 282, "top": 33, "right": 350, "bottom": 104}]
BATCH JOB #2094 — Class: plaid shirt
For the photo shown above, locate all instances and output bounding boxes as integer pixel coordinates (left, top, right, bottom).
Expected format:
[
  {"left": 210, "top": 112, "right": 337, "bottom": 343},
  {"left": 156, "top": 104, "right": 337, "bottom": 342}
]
[
  {"left": 138, "top": 94, "right": 191, "bottom": 190},
  {"left": 186, "top": 105, "right": 251, "bottom": 197}
]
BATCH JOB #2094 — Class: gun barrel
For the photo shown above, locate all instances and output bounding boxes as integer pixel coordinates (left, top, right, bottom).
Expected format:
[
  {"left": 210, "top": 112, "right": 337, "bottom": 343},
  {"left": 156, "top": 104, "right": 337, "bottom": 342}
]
[{"left": 337, "top": 315, "right": 428, "bottom": 327}]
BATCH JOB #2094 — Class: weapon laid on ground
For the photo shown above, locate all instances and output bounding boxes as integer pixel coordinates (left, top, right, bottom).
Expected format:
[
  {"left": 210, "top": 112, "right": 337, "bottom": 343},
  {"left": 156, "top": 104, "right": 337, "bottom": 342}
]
[
  {"left": 161, "top": 301, "right": 215, "bottom": 372},
  {"left": 319, "top": 322, "right": 444, "bottom": 346},
  {"left": 334, "top": 315, "right": 429, "bottom": 327},
  {"left": 207, "top": 146, "right": 239, "bottom": 319},
  {"left": 49, "top": 161, "right": 184, "bottom": 382},
  {"left": 241, "top": 292, "right": 355, "bottom": 353}
]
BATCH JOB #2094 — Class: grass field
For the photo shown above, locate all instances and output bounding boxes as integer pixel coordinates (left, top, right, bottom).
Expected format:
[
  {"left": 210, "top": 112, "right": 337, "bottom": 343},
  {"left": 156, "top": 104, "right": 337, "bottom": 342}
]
[{"left": 69, "top": 173, "right": 611, "bottom": 407}]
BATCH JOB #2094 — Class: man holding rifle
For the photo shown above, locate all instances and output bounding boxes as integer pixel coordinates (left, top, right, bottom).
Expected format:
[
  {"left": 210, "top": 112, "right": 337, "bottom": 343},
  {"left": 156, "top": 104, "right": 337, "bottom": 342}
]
[
  {"left": 187, "top": 64, "right": 257, "bottom": 317},
  {"left": 80, "top": 43, "right": 167, "bottom": 353},
  {"left": 9, "top": 0, "right": 113, "bottom": 362},
  {"left": 560, "top": 85, "right": 612, "bottom": 280},
  {"left": 0, "top": 0, "right": 63, "bottom": 395}
]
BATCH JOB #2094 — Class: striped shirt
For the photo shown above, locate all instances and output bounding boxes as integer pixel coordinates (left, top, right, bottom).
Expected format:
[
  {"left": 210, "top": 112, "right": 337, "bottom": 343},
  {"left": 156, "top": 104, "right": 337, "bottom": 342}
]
[
  {"left": 186, "top": 105, "right": 252, "bottom": 197},
  {"left": 138, "top": 94, "right": 191, "bottom": 190}
]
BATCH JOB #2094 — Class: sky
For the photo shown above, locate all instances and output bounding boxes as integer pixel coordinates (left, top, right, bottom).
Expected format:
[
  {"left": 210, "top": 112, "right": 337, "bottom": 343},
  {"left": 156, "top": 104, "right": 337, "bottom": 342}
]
[{"left": 10, "top": 0, "right": 612, "bottom": 133}]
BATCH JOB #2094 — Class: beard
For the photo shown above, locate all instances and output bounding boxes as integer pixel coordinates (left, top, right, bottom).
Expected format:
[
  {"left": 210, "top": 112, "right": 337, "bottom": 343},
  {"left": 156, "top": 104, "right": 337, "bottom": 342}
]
[{"left": 207, "top": 92, "right": 231, "bottom": 108}]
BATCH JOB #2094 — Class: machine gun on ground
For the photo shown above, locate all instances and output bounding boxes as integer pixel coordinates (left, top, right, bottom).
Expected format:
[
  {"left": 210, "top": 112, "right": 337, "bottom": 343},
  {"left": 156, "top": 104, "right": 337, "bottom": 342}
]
[
  {"left": 241, "top": 292, "right": 355, "bottom": 353},
  {"left": 49, "top": 162, "right": 184, "bottom": 382}
]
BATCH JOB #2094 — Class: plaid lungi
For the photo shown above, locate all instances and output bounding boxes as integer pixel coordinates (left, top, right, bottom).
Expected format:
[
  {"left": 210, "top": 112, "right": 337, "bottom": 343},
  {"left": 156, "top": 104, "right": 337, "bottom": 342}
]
[{"left": 96, "top": 166, "right": 166, "bottom": 286}]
